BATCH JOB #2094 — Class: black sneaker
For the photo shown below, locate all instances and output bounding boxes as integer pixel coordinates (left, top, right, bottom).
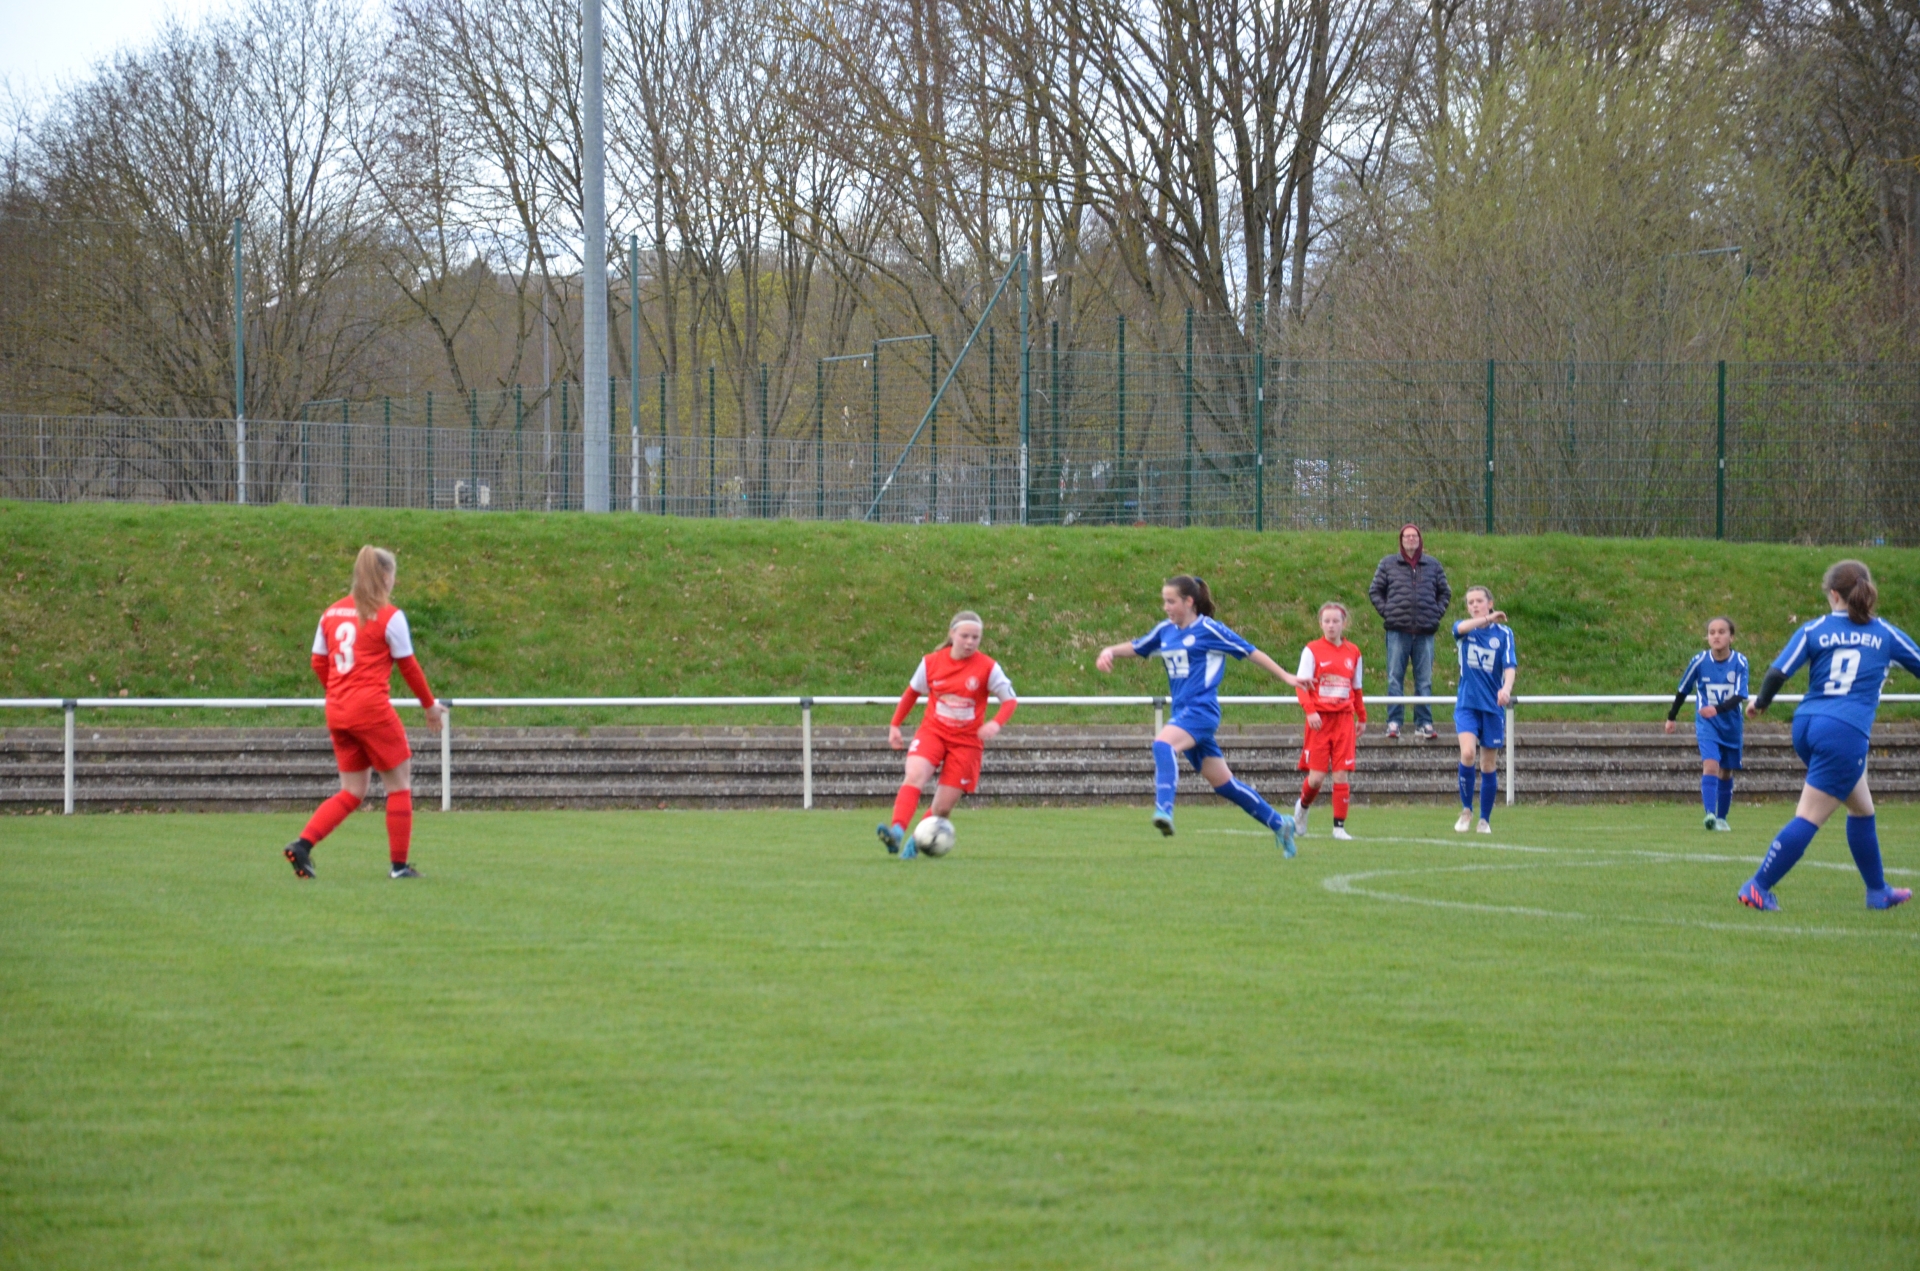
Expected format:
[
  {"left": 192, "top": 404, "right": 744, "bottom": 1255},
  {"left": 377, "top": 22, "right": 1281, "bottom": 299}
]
[
  {"left": 284, "top": 839, "right": 316, "bottom": 879},
  {"left": 389, "top": 864, "right": 421, "bottom": 879}
]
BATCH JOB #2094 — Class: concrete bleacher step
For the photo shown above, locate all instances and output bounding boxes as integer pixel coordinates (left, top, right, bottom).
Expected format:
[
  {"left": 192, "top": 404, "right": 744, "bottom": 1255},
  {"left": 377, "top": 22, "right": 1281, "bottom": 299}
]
[{"left": 3, "top": 722, "right": 1915, "bottom": 811}]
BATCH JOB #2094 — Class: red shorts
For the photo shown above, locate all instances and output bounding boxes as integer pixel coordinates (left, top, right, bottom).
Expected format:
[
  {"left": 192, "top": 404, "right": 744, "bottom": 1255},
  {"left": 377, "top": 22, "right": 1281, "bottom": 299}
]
[
  {"left": 908, "top": 729, "right": 984, "bottom": 792},
  {"left": 327, "top": 710, "right": 413, "bottom": 773},
  {"left": 1298, "top": 711, "right": 1358, "bottom": 773}
]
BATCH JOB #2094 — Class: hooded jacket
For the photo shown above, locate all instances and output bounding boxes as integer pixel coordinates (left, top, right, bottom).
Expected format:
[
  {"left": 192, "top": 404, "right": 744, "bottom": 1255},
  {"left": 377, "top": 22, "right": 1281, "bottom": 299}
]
[{"left": 1368, "top": 530, "right": 1452, "bottom": 635}]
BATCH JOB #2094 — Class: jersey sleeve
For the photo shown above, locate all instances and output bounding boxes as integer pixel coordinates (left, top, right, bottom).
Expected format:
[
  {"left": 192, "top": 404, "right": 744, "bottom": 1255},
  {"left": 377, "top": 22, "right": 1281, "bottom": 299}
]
[
  {"left": 385, "top": 609, "right": 416, "bottom": 659},
  {"left": 1676, "top": 652, "right": 1704, "bottom": 697},
  {"left": 1888, "top": 625, "right": 1920, "bottom": 678},
  {"left": 1206, "top": 619, "right": 1256, "bottom": 659},
  {"left": 1353, "top": 654, "right": 1364, "bottom": 690},
  {"left": 1296, "top": 647, "right": 1318, "bottom": 680},
  {"left": 908, "top": 659, "right": 930, "bottom": 693},
  {"left": 1130, "top": 623, "right": 1168, "bottom": 657},
  {"left": 1734, "top": 654, "right": 1750, "bottom": 696},
  {"left": 987, "top": 663, "right": 1015, "bottom": 701},
  {"left": 311, "top": 619, "right": 329, "bottom": 656},
  {"left": 1500, "top": 626, "right": 1518, "bottom": 668},
  {"left": 1772, "top": 623, "right": 1818, "bottom": 677}
]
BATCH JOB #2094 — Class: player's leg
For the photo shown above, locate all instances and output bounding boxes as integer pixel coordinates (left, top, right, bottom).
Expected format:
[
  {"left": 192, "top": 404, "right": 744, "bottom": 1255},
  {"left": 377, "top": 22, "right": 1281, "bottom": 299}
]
[
  {"left": 1455, "top": 717, "right": 1479, "bottom": 832},
  {"left": 376, "top": 760, "right": 418, "bottom": 878},
  {"left": 881, "top": 749, "right": 938, "bottom": 855},
  {"left": 1716, "top": 747, "right": 1739, "bottom": 827},
  {"left": 1151, "top": 724, "right": 1199, "bottom": 833},
  {"left": 1477, "top": 741, "right": 1499, "bottom": 832},
  {"left": 1330, "top": 774, "right": 1354, "bottom": 838},
  {"left": 1836, "top": 776, "right": 1907, "bottom": 908},
  {"left": 1296, "top": 768, "right": 1327, "bottom": 837},
  {"left": 927, "top": 746, "right": 980, "bottom": 820},
  {"left": 1743, "top": 718, "right": 1848, "bottom": 909},
  {"left": 1199, "top": 753, "right": 1296, "bottom": 857},
  {"left": 1699, "top": 757, "right": 1723, "bottom": 829},
  {"left": 287, "top": 730, "right": 372, "bottom": 878}
]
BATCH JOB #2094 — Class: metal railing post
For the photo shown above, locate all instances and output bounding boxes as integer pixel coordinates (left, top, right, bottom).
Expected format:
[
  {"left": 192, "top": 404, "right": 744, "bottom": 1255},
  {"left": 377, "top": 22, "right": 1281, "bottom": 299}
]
[
  {"left": 441, "top": 705, "right": 452, "bottom": 812},
  {"left": 1715, "top": 360, "right": 1727, "bottom": 540},
  {"left": 1153, "top": 696, "right": 1165, "bottom": 734},
  {"left": 1505, "top": 705, "right": 1516, "bottom": 805},
  {"left": 1183, "top": 309, "right": 1195, "bottom": 527},
  {"left": 1484, "top": 360, "right": 1496, "bottom": 535},
  {"left": 801, "top": 697, "right": 814, "bottom": 810},
  {"left": 815, "top": 358, "right": 825, "bottom": 521},
  {"left": 63, "top": 698, "right": 76, "bottom": 815},
  {"left": 1018, "top": 252, "right": 1030, "bottom": 525},
  {"left": 1254, "top": 300, "right": 1265, "bottom": 532}
]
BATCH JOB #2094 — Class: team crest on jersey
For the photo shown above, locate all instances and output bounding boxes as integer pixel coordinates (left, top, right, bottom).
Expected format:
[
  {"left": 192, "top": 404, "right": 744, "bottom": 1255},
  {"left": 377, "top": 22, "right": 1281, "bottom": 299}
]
[
  {"left": 967, "top": 677, "right": 978, "bottom": 690},
  {"left": 1182, "top": 635, "right": 1196, "bottom": 647}
]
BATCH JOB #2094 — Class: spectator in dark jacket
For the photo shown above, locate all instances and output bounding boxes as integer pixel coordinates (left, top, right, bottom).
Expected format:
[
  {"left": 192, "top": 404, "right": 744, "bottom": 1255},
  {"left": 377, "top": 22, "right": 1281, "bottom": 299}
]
[{"left": 1367, "top": 524, "right": 1452, "bottom": 739}]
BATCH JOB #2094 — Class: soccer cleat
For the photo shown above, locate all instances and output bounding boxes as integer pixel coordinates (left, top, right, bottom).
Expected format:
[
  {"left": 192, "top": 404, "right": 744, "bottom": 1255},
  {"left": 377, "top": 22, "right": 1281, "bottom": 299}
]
[
  {"left": 1293, "top": 800, "right": 1310, "bottom": 838},
  {"left": 1704, "top": 814, "right": 1719, "bottom": 831},
  {"left": 1713, "top": 817, "right": 1732, "bottom": 832},
  {"left": 1151, "top": 808, "right": 1175, "bottom": 837},
  {"left": 877, "top": 823, "right": 904, "bottom": 855},
  {"left": 1738, "top": 879, "right": 1780, "bottom": 911},
  {"left": 900, "top": 834, "right": 918, "bottom": 860},
  {"left": 1476, "top": 819, "right": 1492, "bottom": 834},
  {"left": 1330, "top": 826, "right": 1354, "bottom": 841},
  {"left": 1866, "top": 886, "right": 1912, "bottom": 910},
  {"left": 1454, "top": 810, "right": 1473, "bottom": 833},
  {"left": 284, "top": 838, "right": 316, "bottom": 879},
  {"left": 1274, "top": 814, "right": 1297, "bottom": 859},
  {"left": 389, "top": 864, "right": 421, "bottom": 879}
]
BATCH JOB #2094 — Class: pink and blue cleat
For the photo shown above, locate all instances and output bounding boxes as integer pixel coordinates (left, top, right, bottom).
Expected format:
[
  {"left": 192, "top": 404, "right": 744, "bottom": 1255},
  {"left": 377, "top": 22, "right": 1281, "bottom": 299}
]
[
  {"left": 1866, "top": 886, "right": 1912, "bottom": 910},
  {"left": 1738, "top": 879, "right": 1779, "bottom": 911}
]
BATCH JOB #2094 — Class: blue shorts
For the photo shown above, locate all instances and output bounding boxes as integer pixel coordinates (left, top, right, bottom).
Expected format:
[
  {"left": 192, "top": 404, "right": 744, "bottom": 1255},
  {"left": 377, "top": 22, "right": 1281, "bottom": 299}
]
[
  {"left": 1792, "top": 713, "right": 1870, "bottom": 800},
  {"left": 1694, "top": 725, "right": 1742, "bottom": 771},
  {"left": 1170, "top": 711, "right": 1224, "bottom": 770},
  {"left": 1453, "top": 705, "right": 1505, "bottom": 749}
]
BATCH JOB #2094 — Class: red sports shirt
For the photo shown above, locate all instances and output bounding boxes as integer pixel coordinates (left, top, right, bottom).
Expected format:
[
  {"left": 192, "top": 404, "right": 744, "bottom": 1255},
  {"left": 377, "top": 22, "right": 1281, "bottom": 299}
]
[
  {"left": 892, "top": 647, "right": 1017, "bottom": 744},
  {"left": 310, "top": 599, "right": 434, "bottom": 727},
  {"left": 1296, "top": 637, "right": 1366, "bottom": 720}
]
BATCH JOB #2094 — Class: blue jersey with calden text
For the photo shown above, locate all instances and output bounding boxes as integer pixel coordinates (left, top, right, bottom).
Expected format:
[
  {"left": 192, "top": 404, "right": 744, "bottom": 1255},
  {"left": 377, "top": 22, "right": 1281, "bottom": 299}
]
[
  {"left": 1677, "top": 650, "right": 1749, "bottom": 743},
  {"left": 1132, "top": 616, "right": 1258, "bottom": 723},
  {"left": 1453, "top": 621, "right": 1517, "bottom": 713},
  {"left": 1770, "top": 613, "right": 1920, "bottom": 735}
]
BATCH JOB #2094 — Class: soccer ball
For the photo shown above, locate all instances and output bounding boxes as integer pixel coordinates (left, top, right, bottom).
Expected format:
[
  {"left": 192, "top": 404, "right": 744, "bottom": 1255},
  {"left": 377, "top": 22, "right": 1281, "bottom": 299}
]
[{"left": 912, "top": 816, "right": 956, "bottom": 857}]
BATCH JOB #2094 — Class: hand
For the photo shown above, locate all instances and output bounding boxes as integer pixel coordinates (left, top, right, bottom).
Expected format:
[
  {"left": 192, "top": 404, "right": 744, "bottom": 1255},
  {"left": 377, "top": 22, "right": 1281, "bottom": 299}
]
[
  {"left": 1355, "top": 721, "right": 1367, "bottom": 737},
  {"left": 1306, "top": 712, "right": 1323, "bottom": 731},
  {"left": 1745, "top": 703, "right": 1765, "bottom": 719},
  {"left": 1663, "top": 720, "right": 1676, "bottom": 734},
  {"left": 424, "top": 702, "right": 449, "bottom": 733},
  {"left": 1699, "top": 705, "right": 1717, "bottom": 720},
  {"left": 1496, "top": 688, "right": 1512, "bottom": 707},
  {"left": 1489, "top": 610, "right": 1508, "bottom": 625},
  {"left": 888, "top": 724, "right": 905, "bottom": 751},
  {"left": 1095, "top": 647, "right": 1116, "bottom": 673},
  {"left": 977, "top": 721, "right": 1001, "bottom": 743}
]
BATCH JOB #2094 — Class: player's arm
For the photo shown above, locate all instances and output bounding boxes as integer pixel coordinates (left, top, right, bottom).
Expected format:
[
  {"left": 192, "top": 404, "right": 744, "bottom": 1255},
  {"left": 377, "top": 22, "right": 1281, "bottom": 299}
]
[
  {"left": 1248, "top": 647, "right": 1302, "bottom": 690},
  {"left": 385, "top": 610, "right": 447, "bottom": 731},
  {"left": 1666, "top": 655, "right": 1700, "bottom": 732},
  {"left": 1496, "top": 629, "right": 1516, "bottom": 707},
  {"left": 309, "top": 620, "right": 331, "bottom": 691},
  {"left": 1352, "top": 655, "right": 1366, "bottom": 733},
  {"left": 1292, "top": 647, "right": 1320, "bottom": 729},
  {"left": 1453, "top": 609, "right": 1509, "bottom": 636},
  {"left": 979, "top": 666, "right": 1017, "bottom": 742},
  {"left": 890, "top": 661, "right": 928, "bottom": 750},
  {"left": 1750, "top": 629, "right": 1813, "bottom": 716}
]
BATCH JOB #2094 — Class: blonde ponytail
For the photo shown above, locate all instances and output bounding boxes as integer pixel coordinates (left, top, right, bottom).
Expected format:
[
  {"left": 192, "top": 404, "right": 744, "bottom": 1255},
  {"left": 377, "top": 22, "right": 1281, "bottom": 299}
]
[{"left": 350, "top": 546, "right": 397, "bottom": 622}]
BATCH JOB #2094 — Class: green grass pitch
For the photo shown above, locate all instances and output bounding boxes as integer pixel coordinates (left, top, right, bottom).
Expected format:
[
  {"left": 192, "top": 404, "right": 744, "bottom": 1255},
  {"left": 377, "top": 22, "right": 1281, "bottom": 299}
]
[{"left": 3, "top": 803, "right": 1916, "bottom": 1269}]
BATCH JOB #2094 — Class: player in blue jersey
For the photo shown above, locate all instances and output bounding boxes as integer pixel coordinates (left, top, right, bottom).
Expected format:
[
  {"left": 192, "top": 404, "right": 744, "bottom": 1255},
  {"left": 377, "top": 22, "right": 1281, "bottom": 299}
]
[
  {"left": 1740, "top": 560, "right": 1920, "bottom": 912},
  {"left": 1450, "top": 586, "right": 1516, "bottom": 833},
  {"left": 1664, "top": 617, "right": 1749, "bottom": 831},
  {"left": 1094, "top": 575, "right": 1302, "bottom": 855}
]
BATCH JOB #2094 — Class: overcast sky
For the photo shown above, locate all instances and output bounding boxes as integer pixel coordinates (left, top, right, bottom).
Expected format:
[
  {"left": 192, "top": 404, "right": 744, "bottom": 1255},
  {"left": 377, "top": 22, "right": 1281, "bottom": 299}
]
[{"left": 1, "top": 0, "right": 232, "bottom": 103}]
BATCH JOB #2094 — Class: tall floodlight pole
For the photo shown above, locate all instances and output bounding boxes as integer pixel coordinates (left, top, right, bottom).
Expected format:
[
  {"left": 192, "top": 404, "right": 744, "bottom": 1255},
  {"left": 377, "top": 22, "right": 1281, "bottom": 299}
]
[
  {"left": 233, "top": 219, "right": 247, "bottom": 505},
  {"left": 580, "top": 0, "right": 611, "bottom": 512}
]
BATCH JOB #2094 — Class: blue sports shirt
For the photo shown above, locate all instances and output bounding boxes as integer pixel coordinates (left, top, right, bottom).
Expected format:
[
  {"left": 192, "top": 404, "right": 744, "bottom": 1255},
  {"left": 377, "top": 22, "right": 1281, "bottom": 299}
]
[
  {"left": 1769, "top": 612, "right": 1920, "bottom": 735},
  {"left": 1132, "top": 616, "right": 1258, "bottom": 724},
  {"left": 1453, "top": 621, "right": 1517, "bottom": 713},
  {"left": 1676, "top": 650, "right": 1749, "bottom": 742}
]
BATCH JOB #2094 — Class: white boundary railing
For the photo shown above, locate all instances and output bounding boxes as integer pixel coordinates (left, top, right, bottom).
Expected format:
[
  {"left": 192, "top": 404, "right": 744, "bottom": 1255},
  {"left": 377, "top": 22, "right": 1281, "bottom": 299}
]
[{"left": 5, "top": 693, "right": 1913, "bottom": 815}]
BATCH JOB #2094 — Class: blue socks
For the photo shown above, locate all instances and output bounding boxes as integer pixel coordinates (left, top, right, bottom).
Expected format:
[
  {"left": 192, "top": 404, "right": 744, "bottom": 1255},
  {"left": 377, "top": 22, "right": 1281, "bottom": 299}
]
[
  {"left": 1717, "top": 774, "right": 1734, "bottom": 819},
  {"left": 1479, "top": 770, "right": 1498, "bottom": 820},
  {"left": 1214, "top": 778, "right": 1285, "bottom": 830},
  {"left": 1458, "top": 763, "right": 1476, "bottom": 809},
  {"left": 1152, "top": 741, "right": 1179, "bottom": 814},
  {"left": 1755, "top": 817, "right": 1819, "bottom": 890},
  {"left": 1847, "top": 814, "right": 1885, "bottom": 891},
  {"left": 1700, "top": 773, "right": 1720, "bottom": 818}
]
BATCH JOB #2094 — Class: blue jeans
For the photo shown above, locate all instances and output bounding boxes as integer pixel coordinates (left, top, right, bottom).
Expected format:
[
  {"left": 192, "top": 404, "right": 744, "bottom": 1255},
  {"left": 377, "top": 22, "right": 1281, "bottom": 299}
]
[{"left": 1384, "top": 629, "right": 1435, "bottom": 730}]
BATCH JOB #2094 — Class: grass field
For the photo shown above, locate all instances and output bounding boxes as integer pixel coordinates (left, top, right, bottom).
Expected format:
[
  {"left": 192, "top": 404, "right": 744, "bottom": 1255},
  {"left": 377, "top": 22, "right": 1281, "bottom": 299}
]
[
  {"left": 6, "top": 502, "right": 1920, "bottom": 725},
  {"left": 3, "top": 802, "right": 1916, "bottom": 1268}
]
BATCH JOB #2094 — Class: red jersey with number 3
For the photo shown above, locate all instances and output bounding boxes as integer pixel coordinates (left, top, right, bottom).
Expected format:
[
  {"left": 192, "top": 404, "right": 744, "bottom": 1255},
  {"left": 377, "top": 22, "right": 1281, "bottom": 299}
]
[
  {"left": 1296, "top": 637, "right": 1366, "bottom": 720},
  {"left": 312, "top": 599, "right": 416, "bottom": 728},
  {"left": 909, "top": 648, "right": 1016, "bottom": 745}
]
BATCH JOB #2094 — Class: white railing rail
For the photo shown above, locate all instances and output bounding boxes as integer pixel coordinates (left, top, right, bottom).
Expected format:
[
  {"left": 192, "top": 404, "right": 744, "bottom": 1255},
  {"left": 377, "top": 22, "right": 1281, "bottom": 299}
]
[{"left": 7, "top": 693, "right": 1914, "bottom": 815}]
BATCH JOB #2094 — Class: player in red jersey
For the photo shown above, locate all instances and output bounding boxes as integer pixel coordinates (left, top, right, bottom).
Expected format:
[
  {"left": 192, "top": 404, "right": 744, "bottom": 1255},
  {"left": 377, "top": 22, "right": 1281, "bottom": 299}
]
[
  {"left": 1293, "top": 601, "right": 1367, "bottom": 840},
  {"left": 878, "top": 610, "right": 1018, "bottom": 858},
  {"left": 285, "top": 545, "right": 447, "bottom": 880}
]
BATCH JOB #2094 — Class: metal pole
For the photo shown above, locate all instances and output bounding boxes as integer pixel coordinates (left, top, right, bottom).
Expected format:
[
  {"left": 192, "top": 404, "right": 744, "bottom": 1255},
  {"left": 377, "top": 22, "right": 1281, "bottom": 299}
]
[
  {"left": 988, "top": 328, "right": 998, "bottom": 524},
  {"left": 928, "top": 336, "right": 938, "bottom": 522},
  {"left": 801, "top": 697, "right": 814, "bottom": 810},
  {"left": 512, "top": 387, "right": 522, "bottom": 508},
  {"left": 580, "top": 0, "right": 611, "bottom": 513},
  {"left": 631, "top": 233, "right": 643, "bottom": 513},
  {"left": 658, "top": 371, "right": 668, "bottom": 515},
  {"left": 469, "top": 388, "right": 479, "bottom": 508},
  {"left": 1254, "top": 301, "right": 1265, "bottom": 532},
  {"left": 1116, "top": 315, "right": 1126, "bottom": 522},
  {"left": 386, "top": 396, "right": 394, "bottom": 508},
  {"left": 707, "top": 363, "right": 716, "bottom": 517},
  {"left": 815, "top": 358, "right": 825, "bottom": 521},
  {"left": 342, "top": 400, "right": 352, "bottom": 507},
  {"left": 1018, "top": 252, "right": 1030, "bottom": 525},
  {"left": 1183, "top": 308, "right": 1194, "bottom": 528},
  {"left": 440, "top": 705, "right": 452, "bottom": 812},
  {"left": 63, "top": 698, "right": 76, "bottom": 815},
  {"left": 1505, "top": 706, "right": 1516, "bottom": 805},
  {"left": 870, "top": 341, "right": 880, "bottom": 507},
  {"left": 1153, "top": 696, "right": 1164, "bottom": 735},
  {"left": 759, "top": 362, "right": 770, "bottom": 518},
  {"left": 1049, "top": 319, "right": 1060, "bottom": 526},
  {"left": 1715, "top": 360, "right": 1727, "bottom": 540},
  {"left": 233, "top": 219, "right": 246, "bottom": 505},
  {"left": 1484, "top": 359, "right": 1497, "bottom": 535},
  {"left": 428, "top": 391, "right": 437, "bottom": 507}
]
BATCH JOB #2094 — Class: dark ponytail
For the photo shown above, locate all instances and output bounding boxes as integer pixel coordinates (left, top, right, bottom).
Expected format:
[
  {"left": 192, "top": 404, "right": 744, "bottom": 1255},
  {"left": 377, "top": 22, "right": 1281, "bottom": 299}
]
[
  {"left": 1822, "top": 559, "right": 1878, "bottom": 624},
  {"left": 1167, "top": 575, "right": 1215, "bottom": 617}
]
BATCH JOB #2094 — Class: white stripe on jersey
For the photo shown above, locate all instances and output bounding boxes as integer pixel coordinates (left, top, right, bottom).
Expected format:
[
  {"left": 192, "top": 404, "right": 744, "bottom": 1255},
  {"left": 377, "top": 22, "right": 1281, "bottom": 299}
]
[
  {"left": 385, "top": 609, "right": 414, "bottom": 658},
  {"left": 987, "top": 664, "right": 1015, "bottom": 701}
]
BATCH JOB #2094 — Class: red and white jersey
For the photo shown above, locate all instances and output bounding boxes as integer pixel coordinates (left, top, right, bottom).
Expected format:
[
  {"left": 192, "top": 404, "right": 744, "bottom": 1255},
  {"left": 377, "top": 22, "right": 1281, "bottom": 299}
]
[
  {"left": 1297, "top": 638, "right": 1365, "bottom": 718},
  {"left": 312, "top": 599, "right": 416, "bottom": 726},
  {"left": 909, "top": 648, "right": 1015, "bottom": 742}
]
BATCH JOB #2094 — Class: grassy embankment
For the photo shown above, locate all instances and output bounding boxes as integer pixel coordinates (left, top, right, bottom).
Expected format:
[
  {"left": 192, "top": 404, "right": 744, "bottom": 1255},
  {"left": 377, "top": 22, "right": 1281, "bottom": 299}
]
[{"left": 4, "top": 500, "right": 1918, "bottom": 725}]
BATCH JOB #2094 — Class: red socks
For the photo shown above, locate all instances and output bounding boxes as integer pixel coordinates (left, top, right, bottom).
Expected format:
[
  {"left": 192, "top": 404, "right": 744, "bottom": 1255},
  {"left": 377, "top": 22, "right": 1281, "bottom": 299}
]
[
  {"left": 1333, "top": 783, "right": 1351, "bottom": 821},
  {"left": 1298, "top": 779, "right": 1320, "bottom": 808},
  {"left": 301, "top": 790, "right": 362, "bottom": 845},
  {"left": 891, "top": 782, "right": 924, "bottom": 830},
  {"left": 386, "top": 789, "right": 413, "bottom": 866}
]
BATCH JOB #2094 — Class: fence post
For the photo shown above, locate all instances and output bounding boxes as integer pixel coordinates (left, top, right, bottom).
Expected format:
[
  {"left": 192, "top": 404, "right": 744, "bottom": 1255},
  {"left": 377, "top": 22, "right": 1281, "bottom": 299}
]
[
  {"left": 759, "top": 362, "right": 770, "bottom": 518},
  {"left": 299, "top": 414, "right": 309, "bottom": 505},
  {"left": 63, "top": 698, "right": 76, "bottom": 815},
  {"left": 233, "top": 218, "right": 247, "bottom": 506},
  {"left": 512, "top": 388, "right": 523, "bottom": 510},
  {"left": 707, "top": 364, "right": 717, "bottom": 517},
  {"left": 658, "top": 371, "right": 668, "bottom": 515},
  {"left": 988, "top": 328, "right": 998, "bottom": 523},
  {"left": 469, "top": 388, "right": 479, "bottom": 509},
  {"left": 1254, "top": 301, "right": 1265, "bottom": 532},
  {"left": 801, "top": 697, "right": 814, "bottom": 810},
  {"left": 1715, "top": 360, "right": 1727, "bottom": 540},
  {"left": 1049, "top": 320, "right": 1060, "bottom": 525},
  {"left": 1018, "top": 252, "right": 1030, "bottom": 525},
  {"left": 1116, "top": 315, "right": 1127, "bottom": 522},
  {"left": 385, "top": 396, "right": 395, "bottom": 508},
  {"left": 815, "top": 358, "right": 825, "bottom": 521},
  {"left": 870, "top": 342, "right": 881, "bottom": 508},
  {"left": 928, "top": 336, "right": 939, "bottom": 522},
  {"left": 342, "top": 400, "right": 352, "bottom": 507},
  {"left": 428, "top": 390, "right": 437, "bottom": 508},
  {"left": 631, "top": 233, "right": 643, "bottom": 514},
  {"left": 1183, "top": 309, "right": 1195, "bottom": 528},
  {"left": 1484, "top": 360, "right": 1496, "bottom": 535},
  {"left": 1505, "top": 705, "right": 1516, "bottom": 804},
  {"left": 440, "top": 705, "right": 452, "bottom": 812}
]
